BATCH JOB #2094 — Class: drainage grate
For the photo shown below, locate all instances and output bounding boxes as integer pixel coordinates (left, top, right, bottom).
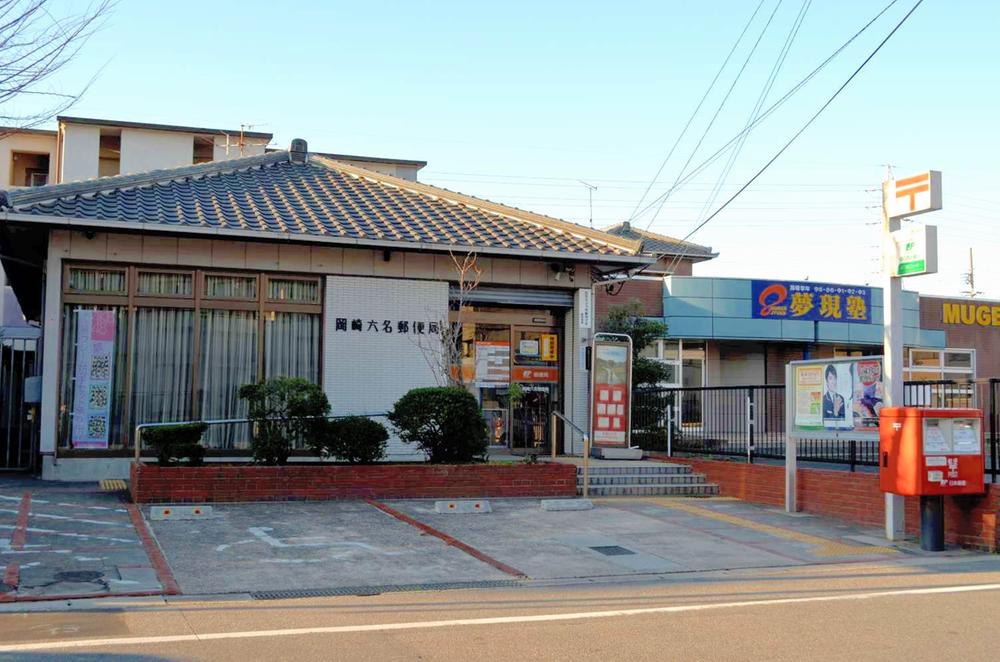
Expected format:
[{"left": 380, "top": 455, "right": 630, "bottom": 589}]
[
  {"left": 54, "top": 570, "right": 104, "bottom": 583},
  {"left": 250, "top": 579, "right": 523, "bottom": 601},
  {"left": 589, "top": 545, "right": 636, "bottom": 556}
]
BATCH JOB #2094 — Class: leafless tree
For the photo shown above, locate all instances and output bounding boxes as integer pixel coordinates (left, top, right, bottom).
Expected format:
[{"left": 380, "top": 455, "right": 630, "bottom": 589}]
[
  {"left": 415, "top": 250, "right": 483, "bottom": 387},
  {"left": 0, "top": 0, "right": 113, "bottom": 137}
]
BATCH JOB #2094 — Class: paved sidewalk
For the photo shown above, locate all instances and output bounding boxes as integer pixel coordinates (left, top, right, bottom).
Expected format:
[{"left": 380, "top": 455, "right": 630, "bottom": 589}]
[{"left": 0, "top": 478, "right": 169, "bottom": 602}]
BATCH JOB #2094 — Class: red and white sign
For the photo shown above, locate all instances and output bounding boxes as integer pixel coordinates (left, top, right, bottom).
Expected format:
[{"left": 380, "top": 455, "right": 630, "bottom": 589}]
[
  {"left": 590, "top": 339, "right": 632, "bottom": 447},
  {"left": 512, "top": 366, "right": 558, "bottom": 383}
]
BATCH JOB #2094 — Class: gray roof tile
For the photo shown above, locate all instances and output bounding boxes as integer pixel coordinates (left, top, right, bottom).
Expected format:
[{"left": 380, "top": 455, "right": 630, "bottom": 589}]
[{"left": 2, "top": 151, "right": 643, "bottom": 261}]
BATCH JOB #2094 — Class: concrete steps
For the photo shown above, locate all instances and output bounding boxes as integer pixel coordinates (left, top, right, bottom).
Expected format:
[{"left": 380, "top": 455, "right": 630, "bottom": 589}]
[{"left": 575, "top": 463, "right": 719, "bottom": 497}]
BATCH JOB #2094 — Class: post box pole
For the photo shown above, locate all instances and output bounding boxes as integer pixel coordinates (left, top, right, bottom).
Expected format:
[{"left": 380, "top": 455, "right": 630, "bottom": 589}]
[
  {"left": 882, "top": 178, "right": 906, "bottom": 541},
  {"left": 919, "top": 495, "right": 945, "bottom": 551}
]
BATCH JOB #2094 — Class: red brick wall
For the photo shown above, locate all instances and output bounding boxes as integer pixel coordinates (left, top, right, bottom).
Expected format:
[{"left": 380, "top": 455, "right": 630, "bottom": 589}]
[
  {"left": 663, "top": 457, "right": 1000, "bottom": 551},
  {"left": 130, "top": 462, "right": 577, "bottom": 503}
]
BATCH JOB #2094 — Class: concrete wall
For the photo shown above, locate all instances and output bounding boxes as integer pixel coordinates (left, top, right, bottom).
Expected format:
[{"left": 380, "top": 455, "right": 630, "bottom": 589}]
[
  {"left": 1, "top": 133, "right": 56, "bottom": 187},
  {"left": 120, "top": 129, "right": 195, "bottom": 175},
  {"left": 60, "top": 124, "right": 101, "bottom": 182},
  {"left": 323, "top": 275, "right": 448, "bottom": 460}
]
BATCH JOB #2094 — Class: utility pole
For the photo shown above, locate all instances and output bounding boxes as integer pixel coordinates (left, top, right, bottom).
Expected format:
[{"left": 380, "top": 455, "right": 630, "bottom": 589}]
[
  {"left": 962, "top": 248, "right": 982, "bottom": 298},
  {"left": 882, "top": 172, "right": 906, "bottom": 541}
]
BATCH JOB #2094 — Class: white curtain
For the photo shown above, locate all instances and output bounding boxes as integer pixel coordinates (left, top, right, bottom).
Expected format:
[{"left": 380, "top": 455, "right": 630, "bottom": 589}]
[
  {"left": 199, "top": 309, "right": 258, "bottom": 449},
  {"left": 265, "top": 312, "right": 320, "bottom": 382},
  {"left": 132, "top": 308, "right": 193, "bottom": 426}
]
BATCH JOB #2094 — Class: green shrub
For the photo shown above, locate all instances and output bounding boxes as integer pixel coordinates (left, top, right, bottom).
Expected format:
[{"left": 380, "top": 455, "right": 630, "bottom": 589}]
[
  {"left": 310, "top": 416, "right": 388, "bottom": 464},
  {"left": 144, "top": 423, "right": 208, "bottom": 466},
  {"left": 239, "top": 377, "right": 330, "bottom": 465},
  {"left": 388, "top": 387, "right": 488, "bottom": 463}
]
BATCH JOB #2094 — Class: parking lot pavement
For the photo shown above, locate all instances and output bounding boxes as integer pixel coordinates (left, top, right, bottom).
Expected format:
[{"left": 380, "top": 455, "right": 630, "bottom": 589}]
[
  {"left": 0, "top": 479, "right": 167, "bottom": 602},
  {"left": 381, "top": 497, "right": 918, "bottom": 581},
  {"left": 147, "top": 500, "right": 512, "bottom": 595}
]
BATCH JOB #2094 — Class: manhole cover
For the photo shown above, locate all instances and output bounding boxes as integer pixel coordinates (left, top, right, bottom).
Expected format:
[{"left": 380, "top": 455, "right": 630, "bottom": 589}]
[
  {"left": 589, "top": 545, "right": 636, "bottom": 556},
  {"left": 54, "top": 570, "right": 103, "bottom": 583}
]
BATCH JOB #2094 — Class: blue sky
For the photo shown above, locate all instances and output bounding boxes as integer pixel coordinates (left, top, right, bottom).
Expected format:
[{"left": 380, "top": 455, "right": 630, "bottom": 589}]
[{"left": 23, "top": 1, "right": 1000, "bottom": 296}]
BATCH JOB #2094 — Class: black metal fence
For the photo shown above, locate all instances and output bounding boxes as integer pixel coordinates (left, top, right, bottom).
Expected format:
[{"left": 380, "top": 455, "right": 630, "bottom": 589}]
[{"left": 632, "top": 378, "right": 1000, "bottom": 479}]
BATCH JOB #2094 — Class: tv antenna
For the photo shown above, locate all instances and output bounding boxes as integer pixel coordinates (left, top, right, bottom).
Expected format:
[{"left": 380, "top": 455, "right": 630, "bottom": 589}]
[
  {"left": 962, "top": 247, "right": 982, "bottom": 298},
  {"left": 578, "top": 180, "right": 597, "bottom": 228}
]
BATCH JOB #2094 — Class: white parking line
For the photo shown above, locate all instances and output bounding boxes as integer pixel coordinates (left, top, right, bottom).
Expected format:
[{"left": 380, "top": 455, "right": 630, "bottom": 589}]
[
  {"left": 0, "top": 582, "right": 998, "bottom": 653},
  {"left": 0, "top": 525, "right": 138, "bottom": 544},
  {"left": 0, "top": 508, "right": 131, "bottom": 528}
]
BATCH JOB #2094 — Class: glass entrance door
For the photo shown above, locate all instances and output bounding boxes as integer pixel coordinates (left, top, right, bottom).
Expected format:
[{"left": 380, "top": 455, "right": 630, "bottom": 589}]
[{"left": 512, "top": 385, "right": 553, "bottom": 453}]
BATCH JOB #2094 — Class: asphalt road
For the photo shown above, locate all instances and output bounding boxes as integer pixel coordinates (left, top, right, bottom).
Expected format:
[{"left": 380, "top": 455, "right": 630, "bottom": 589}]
[{"left": 1, "top": 554, "right": 999, "bottom": 661}]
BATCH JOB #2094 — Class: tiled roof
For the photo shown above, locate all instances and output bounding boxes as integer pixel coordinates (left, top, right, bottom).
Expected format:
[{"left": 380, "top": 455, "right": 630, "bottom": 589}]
[
  {"left": 0, "top": 150, "right": 645, "bottom": 262},
  {"left": 603, "top": 222, "right": 716, "bottom": 260}
]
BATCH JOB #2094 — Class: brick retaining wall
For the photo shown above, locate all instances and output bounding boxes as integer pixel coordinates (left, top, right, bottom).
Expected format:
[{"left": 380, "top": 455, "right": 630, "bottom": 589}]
[
  {"left": 130, "top": 462, "right": 577, "bottom": 503},
  {"left": 657, "top": 456, "right": 1000, "bottom": 551}
]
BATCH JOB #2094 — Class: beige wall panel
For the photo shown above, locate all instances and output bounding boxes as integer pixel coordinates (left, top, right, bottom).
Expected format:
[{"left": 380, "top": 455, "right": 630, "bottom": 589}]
[
  {"left": 278, "top": 243, "right": 311, "bottom": 272},
  {"left": 107, "top": 233, "right": 142, "bottom": 262},
  {"left": 177, "top": 237, "right": 212, "bottom": 266},
  {"left": 245, "top": 243, "right": 279, "bottom": 270},
  {"left": 211, "top": 240, "right": 246, "bottom": 268},
  {"left": 403, "top": 252, "right": 435, "bottom": 279},
  {"left": 141, "top": 236, "right": 179, "bottom": 265},
  {"left": 519, "top": 260, "right": 548, "bottom": 286},
  {"left": 491, "top": 258, "right": 521, "bottom": 284},
  {"left": 310, "top": 246, "right": 343, "bottom": 274},
  {"left": 341, "top": 248, "right": 374, "bottom": 276},
  {"left": 68, "top": 232, "right": 107, "bottom": 261},
  {"left": 373, "top": 251, "right": 406, "bottom": 277}
]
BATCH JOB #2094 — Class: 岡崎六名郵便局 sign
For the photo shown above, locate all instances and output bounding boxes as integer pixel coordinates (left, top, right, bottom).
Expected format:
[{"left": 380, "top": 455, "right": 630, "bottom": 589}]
[{"left": 751, "top": 280, "right": 871, "bottom": 324}]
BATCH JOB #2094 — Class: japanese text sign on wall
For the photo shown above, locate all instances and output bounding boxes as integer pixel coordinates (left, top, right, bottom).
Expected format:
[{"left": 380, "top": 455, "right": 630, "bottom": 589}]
[
  {"left": 71, "top": 310, "right": 116, "bottom": 449},
  {"left": 751, "top": 280, "right": 871, "bottom": 324}
]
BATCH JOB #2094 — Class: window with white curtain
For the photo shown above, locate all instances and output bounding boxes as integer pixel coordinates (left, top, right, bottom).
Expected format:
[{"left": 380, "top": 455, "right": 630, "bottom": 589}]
[{"left": 58, "top": 266, "right": 322, "bottom": 452}]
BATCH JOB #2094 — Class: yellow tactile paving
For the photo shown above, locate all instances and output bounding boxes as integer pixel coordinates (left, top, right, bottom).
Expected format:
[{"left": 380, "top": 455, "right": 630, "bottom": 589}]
[{"left": 614, "top": 497, "right": 899, "bottom": 558}]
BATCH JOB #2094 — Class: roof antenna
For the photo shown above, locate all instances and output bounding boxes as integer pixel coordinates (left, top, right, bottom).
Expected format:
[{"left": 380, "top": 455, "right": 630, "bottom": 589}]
[
  {"left": 578, "top": 180, "right": 597, "bottom": 228},
  {"left": 962, "top": 247, "right": 982, "bottom": 298}
]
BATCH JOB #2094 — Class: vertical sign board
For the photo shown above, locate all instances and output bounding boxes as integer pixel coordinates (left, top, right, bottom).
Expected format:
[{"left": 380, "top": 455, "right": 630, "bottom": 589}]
[
  {"left": 71, "top": 310, "right": 116, "bottom": 449},
  {"left": 590, "top": 337, "right": 632, "bottom": 447}
]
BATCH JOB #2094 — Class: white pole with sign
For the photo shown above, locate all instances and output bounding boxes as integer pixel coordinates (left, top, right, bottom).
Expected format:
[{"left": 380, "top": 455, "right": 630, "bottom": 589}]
[{"left": 882, "top": 170, "right": 941, "bottom": 540}]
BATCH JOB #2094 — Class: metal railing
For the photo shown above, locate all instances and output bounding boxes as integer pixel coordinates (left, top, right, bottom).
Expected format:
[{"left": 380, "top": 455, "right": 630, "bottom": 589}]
[{"left": 630, "top": 379, "right": 1000, "bottom": 478}]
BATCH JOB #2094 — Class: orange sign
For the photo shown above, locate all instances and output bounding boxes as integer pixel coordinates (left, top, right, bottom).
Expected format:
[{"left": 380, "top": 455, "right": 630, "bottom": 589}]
[
  {"left": 885, "top": 170, "right": 942, "bottom": 220},
  {"left": 512, "top": 366, "right": 558, "bottom": 383}
]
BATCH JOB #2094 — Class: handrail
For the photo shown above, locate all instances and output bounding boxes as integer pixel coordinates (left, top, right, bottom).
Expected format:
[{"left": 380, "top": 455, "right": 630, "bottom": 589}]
[
  {"left": 552, "top": 410, "right": 587, "bottom": 439},
  {"left": 551, "top": 409, "right": 592, "bottom": 498}
]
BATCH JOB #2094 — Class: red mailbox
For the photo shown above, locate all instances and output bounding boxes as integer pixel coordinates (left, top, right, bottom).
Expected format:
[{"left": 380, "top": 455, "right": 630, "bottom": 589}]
[{"left": 879, "top": 407, "right": 985, "bottom": 496}]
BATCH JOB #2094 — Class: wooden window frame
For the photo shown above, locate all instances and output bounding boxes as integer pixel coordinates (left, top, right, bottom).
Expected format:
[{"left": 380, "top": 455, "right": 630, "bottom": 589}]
[
  {"left": 57, "top": 261, "right": 325, "bottom": 457},
  {"left": 263, "top": 274, "right": 323, "bottom": 305}
]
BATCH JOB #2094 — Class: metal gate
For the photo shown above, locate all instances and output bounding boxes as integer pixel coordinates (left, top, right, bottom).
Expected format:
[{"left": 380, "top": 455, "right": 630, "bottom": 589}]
[{"left": 0, "top": 334, "right": 38, "bottom": 471}]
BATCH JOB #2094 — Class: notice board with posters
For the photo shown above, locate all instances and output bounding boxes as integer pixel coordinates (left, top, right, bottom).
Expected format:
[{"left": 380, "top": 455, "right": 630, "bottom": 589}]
[
  {"left": 590, "top": 337, "right": 632, "bottom": 447},
  {"left": 790, "top": 356, "right": 884, "bottom": 437}
]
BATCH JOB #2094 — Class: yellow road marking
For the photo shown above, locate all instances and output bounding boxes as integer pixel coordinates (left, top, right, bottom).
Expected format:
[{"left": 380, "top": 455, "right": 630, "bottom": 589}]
[
  {"left": 99, "top": 479, "right": 127, "bottom": 492},
  {"left": 612, "top": 498, "right": 898, "bottom": 557}
]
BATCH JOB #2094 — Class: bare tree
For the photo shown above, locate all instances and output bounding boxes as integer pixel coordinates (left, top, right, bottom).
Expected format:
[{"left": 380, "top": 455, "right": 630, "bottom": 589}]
[
  {"left": 0, "top": 0, "right": 113, "bottom": 137},
  {"left": 415, "top": 250, "right": 483, "bottom": 387}
]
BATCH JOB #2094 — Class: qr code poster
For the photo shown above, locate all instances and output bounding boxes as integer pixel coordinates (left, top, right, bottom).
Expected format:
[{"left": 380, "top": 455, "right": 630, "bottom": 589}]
[{"left": 71, "top": 310, "right": 116, "bottom": 448}]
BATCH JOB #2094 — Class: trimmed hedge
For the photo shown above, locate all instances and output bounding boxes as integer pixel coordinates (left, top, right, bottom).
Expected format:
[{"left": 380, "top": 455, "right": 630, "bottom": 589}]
[
  {"left": 388, "top": 387, "right": 488, "bottom": 463},
  {"left": 144, "top": 423, "right": 207, "bottom": 466}
]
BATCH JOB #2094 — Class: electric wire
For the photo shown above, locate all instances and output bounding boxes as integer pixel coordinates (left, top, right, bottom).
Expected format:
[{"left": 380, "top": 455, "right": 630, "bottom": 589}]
[
  {"left": 646, "top": 0, "right": 926, "bottom": 279},
  {"left": 626, "top": 0, "right": 766, "bottom": 222}
]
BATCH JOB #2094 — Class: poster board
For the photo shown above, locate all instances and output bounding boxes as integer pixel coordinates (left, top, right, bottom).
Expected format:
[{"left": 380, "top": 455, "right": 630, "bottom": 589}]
[
  {"left": 71, "top": 310, "right": 117, "bottom": 449},
  {"left": 789, "top": 356, "right": 884, "bottom": 439}
]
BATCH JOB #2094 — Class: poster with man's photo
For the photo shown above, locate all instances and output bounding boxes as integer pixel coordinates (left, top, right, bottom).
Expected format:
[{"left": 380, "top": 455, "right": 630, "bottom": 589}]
[{"left": 795, "top": 357, "right": 883, "bottom": 433}]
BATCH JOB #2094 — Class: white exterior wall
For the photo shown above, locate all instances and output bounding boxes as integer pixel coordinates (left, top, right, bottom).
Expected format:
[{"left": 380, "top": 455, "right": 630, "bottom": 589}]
[
  {"left": 212, "top": 136, "right": 269, "bottom": 161},
  {"left": 336, "top": 159, "right": 421, "bottom": 181},
  {"left": 323, "top": 275, "right": 448, "bottom": 460},
  {"left": 120, "top": 129, "right": 195, "bottom": 175},
  {"left": 0, "top": 133, "right": 57, "bottom": 187},
  {"left": 60, "top": 124, "right": 100, "bottom": 182}
]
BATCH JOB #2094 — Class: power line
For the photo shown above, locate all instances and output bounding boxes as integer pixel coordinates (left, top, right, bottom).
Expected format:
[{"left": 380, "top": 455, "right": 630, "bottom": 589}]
[
  {"left": 653, "top": 0, "right": 925, "bottom": 277},
  {"left": 628, "top": 0, "right": 902, "bottom": 225},
  {"left": 627, "top": 0, "right": 767, "bottom": 221}
]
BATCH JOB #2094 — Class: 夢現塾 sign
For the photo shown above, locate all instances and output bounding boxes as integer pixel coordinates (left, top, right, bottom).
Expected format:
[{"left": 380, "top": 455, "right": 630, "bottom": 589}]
[{"left": 751, "top": 280, "right": 871, "bottom": 324}]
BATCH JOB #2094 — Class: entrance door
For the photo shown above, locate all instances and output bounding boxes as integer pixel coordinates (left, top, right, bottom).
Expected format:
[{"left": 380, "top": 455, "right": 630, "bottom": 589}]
[{"left": 510, "top": 327, "right": 559, "bottom": 454}]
